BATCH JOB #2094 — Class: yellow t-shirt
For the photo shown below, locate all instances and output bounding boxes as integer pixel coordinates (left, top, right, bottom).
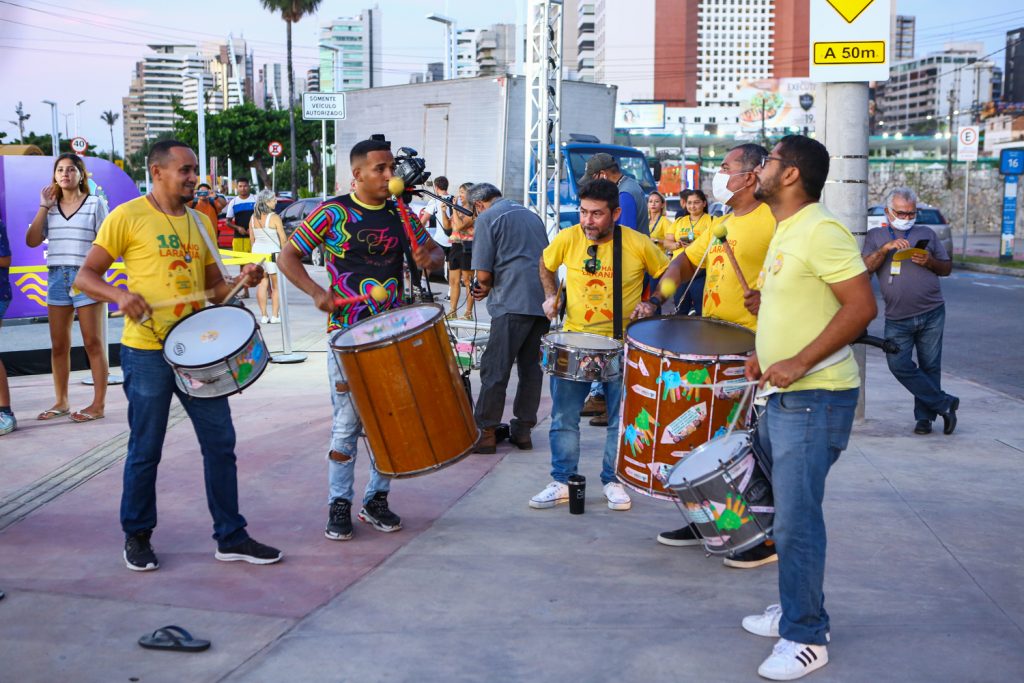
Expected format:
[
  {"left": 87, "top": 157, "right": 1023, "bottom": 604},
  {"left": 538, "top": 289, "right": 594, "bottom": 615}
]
[
  {"left": 669, "top": 213, "right": 712, "bottom": 258},
  {"left": 543, "top": 224, "right": 669, "bottom": 338},
  {"left": 648, "top": 215, "right": 672, "bottom": 243},
  {"left": 94, "top": 197, "right": 217, "bottom": 351},
  {"left": 755, "top": 203, "right": 867, "bottom": 392},
  {"left": 683, "top": 203, "right": 775, "bottom": 331}
]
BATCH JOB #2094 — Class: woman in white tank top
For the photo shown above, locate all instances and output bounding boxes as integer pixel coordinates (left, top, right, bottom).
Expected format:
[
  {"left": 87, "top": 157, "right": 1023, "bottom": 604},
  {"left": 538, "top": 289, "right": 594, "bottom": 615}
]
[{"left": 248, "top": 189, "right": 287, "bottom": 323}]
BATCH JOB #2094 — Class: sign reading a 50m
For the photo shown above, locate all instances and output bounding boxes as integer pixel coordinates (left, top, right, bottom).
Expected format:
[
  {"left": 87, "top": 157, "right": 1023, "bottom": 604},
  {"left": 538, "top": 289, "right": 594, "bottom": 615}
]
[{"left": 810, "top": 0, "right": 892, "bottom": 83}]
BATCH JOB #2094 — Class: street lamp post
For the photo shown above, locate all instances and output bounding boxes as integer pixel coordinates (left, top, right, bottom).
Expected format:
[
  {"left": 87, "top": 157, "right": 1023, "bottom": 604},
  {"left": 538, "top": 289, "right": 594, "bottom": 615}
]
[
  {"left": 184, "top": 71, "right": 208, "bottom": 185},
  {"left": 42, "top": 100, "right": 59, "bottom": 156},
  {"left": 75, "top": 99, "right": 86, "bottom": 138},
  {"left": 426, "top": 14, "right": 456, "bottom": 80}
]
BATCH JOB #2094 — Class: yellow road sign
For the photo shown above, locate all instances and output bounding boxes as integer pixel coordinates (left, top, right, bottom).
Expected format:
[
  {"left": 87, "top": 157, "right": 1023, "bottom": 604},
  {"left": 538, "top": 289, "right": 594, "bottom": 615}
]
[
  {"left": 813, "top": 41, "right": 885, "bottom": 65},
  {"left": 826, "top": 0, "right": 874, "bottom": 23}
]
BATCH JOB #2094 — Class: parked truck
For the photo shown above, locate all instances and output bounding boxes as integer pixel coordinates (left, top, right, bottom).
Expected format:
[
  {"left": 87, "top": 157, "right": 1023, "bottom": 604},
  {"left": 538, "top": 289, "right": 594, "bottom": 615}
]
[{"left": 332, "top": 76, "right": 656, "bottom": 228}]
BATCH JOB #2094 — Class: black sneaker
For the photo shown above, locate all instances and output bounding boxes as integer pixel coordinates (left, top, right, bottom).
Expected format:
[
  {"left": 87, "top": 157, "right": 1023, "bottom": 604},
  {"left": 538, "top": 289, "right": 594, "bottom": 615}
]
[
  {"left": 358, "top": 491, "right": 402, "bottom": 532},
  {"left": 657, "top": 525, "right": 703, "bottom": 547},
  {"left": 941, "top": 397, "right": 959, "bottom": 435},
  {"left": 215, "top": 537, "right": 283, "bottom": 565},
  {"left": 124, "top": 531, "right": 159, "bottom": 572},
  {"left": 914, "top": 419, "right": 932, "bottom": 435},
  {"left": 325, "top": 498, "right": 354, "bottom": 541},
  {"left": 723, "top": 541, "right": 778, "bottom": 569}
]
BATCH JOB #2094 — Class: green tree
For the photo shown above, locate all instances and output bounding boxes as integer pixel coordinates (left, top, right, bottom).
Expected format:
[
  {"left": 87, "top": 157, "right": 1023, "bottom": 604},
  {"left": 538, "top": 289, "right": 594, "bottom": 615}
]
[
  {"left": 19, "top": 130, "right": 98, "bottom": 156},
  {"left": 100, "top": 110, "right": 119, "bottom": 162},
  {"left": 260, "top": 0, "right": 323, "bottom": 198}
]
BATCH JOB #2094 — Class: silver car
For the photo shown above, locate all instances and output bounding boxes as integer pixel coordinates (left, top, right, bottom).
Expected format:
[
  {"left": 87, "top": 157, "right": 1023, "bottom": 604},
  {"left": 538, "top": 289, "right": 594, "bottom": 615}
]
[{"left": 867, "top": 204, "right": 954, "bottom": 257}]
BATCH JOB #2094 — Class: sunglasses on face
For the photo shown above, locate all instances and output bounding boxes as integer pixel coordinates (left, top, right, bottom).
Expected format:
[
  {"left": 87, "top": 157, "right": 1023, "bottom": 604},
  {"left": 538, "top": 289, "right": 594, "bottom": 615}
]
[{"left": 585, "top": 244, "right": 598, "bottom": 274}]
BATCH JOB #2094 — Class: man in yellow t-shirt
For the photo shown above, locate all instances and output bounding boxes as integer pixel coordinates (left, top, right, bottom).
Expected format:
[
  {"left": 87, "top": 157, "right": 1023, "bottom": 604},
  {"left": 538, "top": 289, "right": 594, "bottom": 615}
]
[
  {"left": 740, "top": 136, "right": 876, "bottom": 681},
  {"left": 535, "top": 178, "right": 668, "bottom": 512},
  {"left": 74, "top": 140, "right": 280, "bottom": 573}
]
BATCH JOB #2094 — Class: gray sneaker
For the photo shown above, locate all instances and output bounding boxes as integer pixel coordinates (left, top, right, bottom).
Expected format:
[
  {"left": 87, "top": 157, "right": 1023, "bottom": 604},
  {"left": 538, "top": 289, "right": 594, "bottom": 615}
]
[{"left": 0, "top": 412, "right": 16, "bottom": 436}]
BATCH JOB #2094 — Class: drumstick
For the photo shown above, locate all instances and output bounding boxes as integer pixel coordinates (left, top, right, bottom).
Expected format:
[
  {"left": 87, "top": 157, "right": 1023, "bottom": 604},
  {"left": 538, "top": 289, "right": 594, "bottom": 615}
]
[
  {"left": 711, "top": 222, "right": 752, "bottom": 297},
  {"left": 389, "top": 177, "right": 420, "bottom": 254},
  {"left": 334, "top": 286, "right": 389, "bottom": 309},
  {"left": 111, "top": 260, "right": 265, "bottom": 317}
]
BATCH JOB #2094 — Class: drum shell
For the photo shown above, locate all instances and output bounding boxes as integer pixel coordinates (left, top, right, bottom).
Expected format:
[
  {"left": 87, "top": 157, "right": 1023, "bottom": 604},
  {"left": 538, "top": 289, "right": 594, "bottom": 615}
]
[
  {"left": 331, "top": 304, "right": 479, "bottom": 478},
  {"left": 667, "top": 435, "right": 774, "bottom": 555},
  {"left": 163, "top": 306, "right": 270, "bottom": 399},
  {"left": 616, "top": 317, "right": 753, "bottom": 500},
  {"left": 540, "top": 332, "right": 623, "bottom": 382}
]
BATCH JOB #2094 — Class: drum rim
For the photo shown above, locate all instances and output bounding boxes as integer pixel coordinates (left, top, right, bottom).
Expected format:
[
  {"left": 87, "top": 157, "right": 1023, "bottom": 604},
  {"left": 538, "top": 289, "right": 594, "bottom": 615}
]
[
  {"left": 173, "top": 328, "right": 270, "bottom": 399},
  {"left": 330, "top": 303, "right": 444, "bottom": 353},
  {"left": 541, "top": 330, "right": 624, "bottom": 352},
  {"left": 666, "top": 430, "right": 754, "bottom": 489},
  {"left": 162, "top": 304, "right": 260, "bottom": 369},
  {"left": 625, "top": 314, "right": 754, "bottom": 359}
]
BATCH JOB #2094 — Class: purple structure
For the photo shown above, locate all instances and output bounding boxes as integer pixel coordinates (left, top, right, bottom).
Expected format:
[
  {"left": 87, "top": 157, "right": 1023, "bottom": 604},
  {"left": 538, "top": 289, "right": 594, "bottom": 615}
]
[{"left": 0, "top": 155, "right": 141, "bottom": 320}]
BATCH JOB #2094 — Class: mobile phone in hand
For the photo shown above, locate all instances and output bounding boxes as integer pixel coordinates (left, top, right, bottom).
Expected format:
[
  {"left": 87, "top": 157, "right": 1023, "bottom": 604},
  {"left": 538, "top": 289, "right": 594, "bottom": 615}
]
[{"left": 914, "top": 239, "right": 929, "bottom": 249}]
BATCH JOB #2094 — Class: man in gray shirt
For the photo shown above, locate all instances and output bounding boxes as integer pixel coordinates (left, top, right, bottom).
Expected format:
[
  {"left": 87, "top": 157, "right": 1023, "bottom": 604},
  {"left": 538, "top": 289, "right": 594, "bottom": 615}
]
[
  {"left": 863, "top": 187, "right": 958, "bottom": 435},
  {"left": 580, "top": 152, "right": 648, "bottom": 235},
  {"left": 468, "top": 183, "right": 550, "bottom": 453}
]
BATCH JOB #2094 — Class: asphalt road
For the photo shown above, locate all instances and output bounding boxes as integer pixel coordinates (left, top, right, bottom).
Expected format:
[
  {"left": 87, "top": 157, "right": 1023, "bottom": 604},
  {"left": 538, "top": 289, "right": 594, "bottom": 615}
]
[{"left": 867, "top": 269, "right": 1024, "bottom": 400}]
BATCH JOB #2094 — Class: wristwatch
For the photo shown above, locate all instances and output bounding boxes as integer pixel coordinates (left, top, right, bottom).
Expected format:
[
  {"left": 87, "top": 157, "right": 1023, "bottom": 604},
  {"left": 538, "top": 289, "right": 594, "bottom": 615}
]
[{"left": 648, "top": 295, "right": 663, "bottom": 308}]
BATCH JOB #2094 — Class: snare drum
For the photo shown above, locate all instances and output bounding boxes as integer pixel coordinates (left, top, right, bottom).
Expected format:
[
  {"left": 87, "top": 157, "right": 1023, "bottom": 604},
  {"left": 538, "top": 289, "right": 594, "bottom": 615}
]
[
  {"left": 330, "top": 303, "right": 478, "bottom": 478},
  {"left": 540, "top": 331, "right": 623, "bottom": 382},
  {"left": 162, "top": 305, "right": 269, "bottom": 398},
  {"left": 666, "top": 430, "right": 773, "bottom": 555},
  {"left": 616, "top": 317, "right": 754, "bottom": 500}
]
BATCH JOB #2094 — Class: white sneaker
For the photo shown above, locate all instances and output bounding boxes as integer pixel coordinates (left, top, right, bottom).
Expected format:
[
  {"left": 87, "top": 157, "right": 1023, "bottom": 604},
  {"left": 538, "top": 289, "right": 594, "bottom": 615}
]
[
  {"left": 743, "top": 604, "right": 782, "bottom": 637},
  {"left": 270, "top": 316, "right": 281, "bottom": 323},
  {"left": 757, "top": 638, "right": 828, "bottom": 681},
  {"left": 260, "top": 315, "right": 270, "bottom": 324},
  {"left": 529, "top": 481, "right": 569, "bottom": 509},
  {"left": 603, "top": 482, "right": 631, "bottom": 510}
]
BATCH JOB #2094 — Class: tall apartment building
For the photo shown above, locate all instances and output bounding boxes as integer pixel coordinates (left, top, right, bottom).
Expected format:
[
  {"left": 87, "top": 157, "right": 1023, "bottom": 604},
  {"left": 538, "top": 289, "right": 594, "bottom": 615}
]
[
  {"left": 476, "top": 24, "right": 517, "bottom": 77},
  {"left": 1005, "top": 27, "right": 1024, "bottom": 103},
  {"left": 256, "top": 63, "right": 285, "bottom": 110},
  {"left": 306, "top": 67, "right": 321, "bottom": 93},
  {"left": 576, "top": 0, "right": 808, "bottom": 129},
  {"left": 893, "top": 15, "right": 916, "bottom": 61},
  {"left": 876, "top": 42, "right": 996, "bottom": 132},
  {"left": 319, "top": 7, "right": 382, "bottom": 92},
  {"left": 456, "top": 28, "right": 480, "bottom": 78}
]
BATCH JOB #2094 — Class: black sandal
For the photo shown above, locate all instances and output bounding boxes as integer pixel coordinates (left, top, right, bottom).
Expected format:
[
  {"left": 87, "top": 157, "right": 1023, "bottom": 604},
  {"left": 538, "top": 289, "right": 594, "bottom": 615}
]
[{"left": 138, "top": 625, "right": 211, "bottom": 652}]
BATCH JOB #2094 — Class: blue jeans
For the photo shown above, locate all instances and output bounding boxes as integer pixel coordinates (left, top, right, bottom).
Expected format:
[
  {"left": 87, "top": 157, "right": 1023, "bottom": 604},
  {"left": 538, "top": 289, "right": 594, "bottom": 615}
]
[
  {"left": 549, "top": 375, "right": 623, "bottom": 485},
  {"left": 761, "top": 388, "right": 857, "bottom": 646},
  {"left": 327, "top": 340, "right": 390, "bottom": 505},
  {"left": 119, "top": 346, "right": 248, "bottom": 546},
  {"left": 884, "top": 305, "right": 956, "bottom": 421},
  {"left": 676, "top": 270, "right": 705, "bottom": 315}
]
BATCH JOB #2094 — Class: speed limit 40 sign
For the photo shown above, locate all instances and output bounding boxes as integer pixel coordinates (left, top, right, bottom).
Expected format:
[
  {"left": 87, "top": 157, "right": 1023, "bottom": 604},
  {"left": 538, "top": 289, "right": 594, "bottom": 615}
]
[
  {"left": 268, "top": 141, "right": 283, "bottom": 157},
  {"left": 957, "top": 126, "right": 979, "bottom": 162},
  {"left": 70, "top": 136, "right": 88, "bottom": 154}
]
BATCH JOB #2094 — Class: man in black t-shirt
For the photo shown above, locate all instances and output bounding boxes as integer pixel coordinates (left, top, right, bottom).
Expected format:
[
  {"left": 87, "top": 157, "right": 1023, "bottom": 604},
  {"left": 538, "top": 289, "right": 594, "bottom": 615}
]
[{"left": 277, "top": 139, "right": 444, "bottom": 542}]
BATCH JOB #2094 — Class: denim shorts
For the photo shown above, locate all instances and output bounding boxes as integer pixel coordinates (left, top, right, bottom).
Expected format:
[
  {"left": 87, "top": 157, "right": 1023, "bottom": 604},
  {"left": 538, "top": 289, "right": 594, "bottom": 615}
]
[
  {"left": 0, "top": 298, "right": 9, "bottom": 319},
  {"left": 47, "top": 265, "right": 96, "bottom": 308}
]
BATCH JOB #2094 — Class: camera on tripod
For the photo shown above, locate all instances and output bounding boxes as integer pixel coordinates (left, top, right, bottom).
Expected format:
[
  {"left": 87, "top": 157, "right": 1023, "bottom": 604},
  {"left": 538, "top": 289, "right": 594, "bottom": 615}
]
[{"left": 394, "top": 147, "right": 430, "bottom": 188}]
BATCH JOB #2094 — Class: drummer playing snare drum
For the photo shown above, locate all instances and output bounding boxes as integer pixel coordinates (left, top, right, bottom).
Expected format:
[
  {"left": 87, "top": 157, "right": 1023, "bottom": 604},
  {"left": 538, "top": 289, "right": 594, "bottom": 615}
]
[
  {"left": 632, "top": 143, "right": 780, "bottom": 571},
  {"left": 533, "top": 178, "right": 669, "bottom": 512},
  {"left": 75, "top": 140, "right": 281, "bottom": 572},
  {"left": 276, "top": 138, "right": 444, "bottom": 543}
]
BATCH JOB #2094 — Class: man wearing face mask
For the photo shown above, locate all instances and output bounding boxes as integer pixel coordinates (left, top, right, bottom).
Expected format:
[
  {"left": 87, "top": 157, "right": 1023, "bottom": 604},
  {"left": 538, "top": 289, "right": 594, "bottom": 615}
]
[
  {"left": 862, "top": 187, "right": 957, "bottom": 435},
  {"left": 631, "top": 143, "right": 778, "bottom": 569}
]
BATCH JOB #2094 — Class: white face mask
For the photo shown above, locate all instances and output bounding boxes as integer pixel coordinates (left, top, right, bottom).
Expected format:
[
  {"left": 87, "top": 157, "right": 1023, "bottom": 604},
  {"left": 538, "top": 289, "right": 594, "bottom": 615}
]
[
  {"left": 712, "top": 171, "right": 736, "bottom": 204},
  {"left": 889, "top": 214, "right": 915, "bottom": 231}
]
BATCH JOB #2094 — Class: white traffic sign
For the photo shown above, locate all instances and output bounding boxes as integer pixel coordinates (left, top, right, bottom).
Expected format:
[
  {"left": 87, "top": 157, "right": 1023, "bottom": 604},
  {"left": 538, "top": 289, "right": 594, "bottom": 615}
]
[
  {"left": 302, "top": 92, "right": 347, "bottom": 121},
  {"left": 70, "top": 136, "right": 88, "bottom": 154},
  {"left": 809, "top": 0, "right": 892, "bottom": 83},
  {"left": 957, "top": 126, "right": 979, "bottom": 162},
  {"left": 268, "top": 140, "right": 283, "bottom": 157}
]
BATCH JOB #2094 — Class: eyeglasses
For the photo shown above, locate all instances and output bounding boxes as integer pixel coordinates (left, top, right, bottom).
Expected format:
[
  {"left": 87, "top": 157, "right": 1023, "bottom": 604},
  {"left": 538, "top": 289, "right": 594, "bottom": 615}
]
[
  {"left": 888, "top": 209, "right": 917, "bottom": 219},
  {"left": 759, "top": 155, "right": 797, "bottom": 169},
  {"left": 585, "top": 244, "right": 599, "bottom": 274}
]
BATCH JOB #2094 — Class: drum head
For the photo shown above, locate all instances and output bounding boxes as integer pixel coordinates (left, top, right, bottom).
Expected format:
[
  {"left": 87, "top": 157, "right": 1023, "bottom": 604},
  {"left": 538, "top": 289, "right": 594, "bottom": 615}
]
[
  {"left": 164, "top": 306, "right": 256, "bottom": 367},
  {"left": 627, "top": 317, "right": 754, "bottom": 357},
  {"left": 333, "top": 303, "right": 441, "bottom": 348},
  {"left": 668, "top": 431, "right": 752, "bottom": 486},
  {"left": 544, "top": 331, "right": 622, "bottom": 350}
]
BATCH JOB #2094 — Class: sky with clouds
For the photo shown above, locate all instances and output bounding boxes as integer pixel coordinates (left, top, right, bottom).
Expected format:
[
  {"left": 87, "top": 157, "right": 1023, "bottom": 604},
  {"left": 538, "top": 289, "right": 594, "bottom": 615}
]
[{"left": 0, "top": 0, "right": 1021, "bottom": 151}]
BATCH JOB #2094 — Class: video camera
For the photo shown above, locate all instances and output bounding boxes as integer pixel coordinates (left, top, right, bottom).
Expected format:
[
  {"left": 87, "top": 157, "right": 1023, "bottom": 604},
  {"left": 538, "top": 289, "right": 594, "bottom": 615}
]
[{"left": 370, "top": 135, "right": 473, "bottom": 217}]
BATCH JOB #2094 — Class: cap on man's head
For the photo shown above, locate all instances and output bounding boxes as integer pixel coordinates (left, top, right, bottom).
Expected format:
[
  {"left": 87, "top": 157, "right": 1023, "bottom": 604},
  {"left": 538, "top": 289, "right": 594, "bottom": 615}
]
[{"left": 580, "top": 152, "right": 618, "bottom": 183}]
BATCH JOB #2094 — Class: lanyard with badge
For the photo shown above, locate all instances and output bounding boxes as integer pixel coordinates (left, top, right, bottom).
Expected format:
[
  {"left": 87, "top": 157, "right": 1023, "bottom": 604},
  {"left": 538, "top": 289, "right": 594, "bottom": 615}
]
[{"left": 886, "top": 224, "right": 902, "bottom": 280}]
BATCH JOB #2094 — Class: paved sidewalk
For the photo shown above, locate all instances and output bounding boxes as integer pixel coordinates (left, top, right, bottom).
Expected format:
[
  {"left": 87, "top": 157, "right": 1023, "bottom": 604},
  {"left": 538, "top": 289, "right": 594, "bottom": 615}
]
[{"left": 1, "top": 281, "right": 1022, "bottom": 681}]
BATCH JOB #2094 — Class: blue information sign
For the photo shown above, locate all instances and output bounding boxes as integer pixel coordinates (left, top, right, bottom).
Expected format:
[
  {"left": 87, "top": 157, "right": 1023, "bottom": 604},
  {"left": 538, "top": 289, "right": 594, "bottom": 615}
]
[
  {"left": 1000, "top": 148, "right": 1024, "bottom": 176},
  {"left": 1001, "top": 175, "right": 1018, "bottom": 260}
]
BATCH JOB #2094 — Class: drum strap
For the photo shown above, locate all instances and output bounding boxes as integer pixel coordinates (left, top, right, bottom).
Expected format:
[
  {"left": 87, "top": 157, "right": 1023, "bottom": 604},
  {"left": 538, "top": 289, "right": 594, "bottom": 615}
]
[
  {"left": 613, "top": 225, "right": 623, "bottom": 341},
  {"left": 189, "top": 207, "right": 231, "bottom": 282}
]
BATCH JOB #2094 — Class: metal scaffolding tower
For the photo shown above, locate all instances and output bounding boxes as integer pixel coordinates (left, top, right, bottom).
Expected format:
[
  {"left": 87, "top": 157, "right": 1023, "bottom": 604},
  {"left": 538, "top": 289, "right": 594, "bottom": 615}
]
[{"left": 523, "top": 0, "right": 563, "bottom": 237}]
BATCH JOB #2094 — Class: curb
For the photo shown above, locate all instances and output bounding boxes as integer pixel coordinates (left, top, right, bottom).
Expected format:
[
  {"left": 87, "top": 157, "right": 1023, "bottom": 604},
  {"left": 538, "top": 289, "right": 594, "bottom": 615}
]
[{"left": 954, "top": 260, "right": 1024, "bottom": 278}]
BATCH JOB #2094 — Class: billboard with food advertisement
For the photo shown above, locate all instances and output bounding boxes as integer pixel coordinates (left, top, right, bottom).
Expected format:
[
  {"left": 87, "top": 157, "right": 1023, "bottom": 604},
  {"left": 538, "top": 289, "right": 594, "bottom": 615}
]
[{"left": 737, "top": 79, "right": 818, "bottom": 135}]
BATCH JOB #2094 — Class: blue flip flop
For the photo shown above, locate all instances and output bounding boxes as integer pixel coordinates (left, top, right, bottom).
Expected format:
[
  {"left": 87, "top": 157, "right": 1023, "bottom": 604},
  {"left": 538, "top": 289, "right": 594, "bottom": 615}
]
[{"left": 138, "top": 625, "right": 210, "bottom": 652}]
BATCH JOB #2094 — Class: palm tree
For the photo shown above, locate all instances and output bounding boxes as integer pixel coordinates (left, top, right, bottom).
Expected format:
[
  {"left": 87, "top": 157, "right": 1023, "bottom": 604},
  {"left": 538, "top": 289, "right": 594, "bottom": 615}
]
[
  {"left": 100, "top": 110, "right": 119, "bottom": 162},
  {"left": 261, "top": 0, "right": 322, "bottom": 197}
]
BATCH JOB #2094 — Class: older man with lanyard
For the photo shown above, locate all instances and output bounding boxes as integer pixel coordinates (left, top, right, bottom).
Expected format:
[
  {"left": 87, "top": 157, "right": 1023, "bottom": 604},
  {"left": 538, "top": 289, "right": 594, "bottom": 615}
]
[
  {"left": 468, "top": 183, "right": 550, "bottom": 454},
  {"left": 633, "top": 143, "right": 779, "bottom": 569},
  {"left": 75, "top": 140, "right": 280, "bottom": 571},
  {"left": 740, "top": 135, "right": 877, "bottom": 681},
  {"left": 862, "top": 187, "right": 957, "bottom": 435},
  {"left": 533, "top": 178, "right": 668, "bottom": 511}
]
